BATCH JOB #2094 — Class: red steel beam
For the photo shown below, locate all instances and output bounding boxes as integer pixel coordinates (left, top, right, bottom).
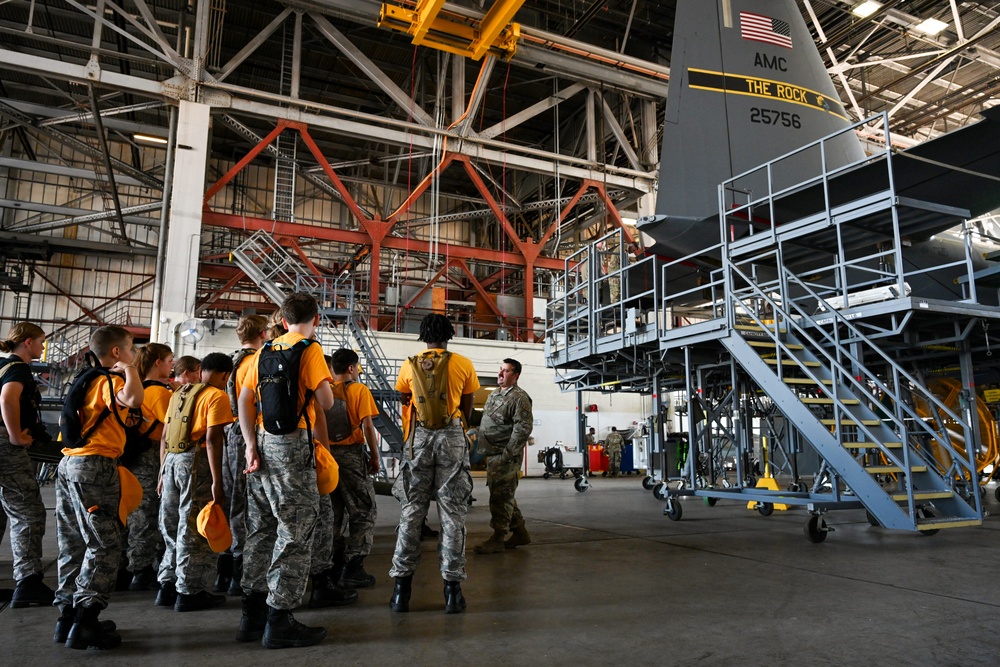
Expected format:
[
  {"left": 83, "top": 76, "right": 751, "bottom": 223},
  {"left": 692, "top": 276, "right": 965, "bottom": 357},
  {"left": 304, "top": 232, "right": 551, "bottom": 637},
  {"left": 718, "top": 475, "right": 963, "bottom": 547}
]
[{"left": 203, "top": 211, "right": 569, "bottom": 271}]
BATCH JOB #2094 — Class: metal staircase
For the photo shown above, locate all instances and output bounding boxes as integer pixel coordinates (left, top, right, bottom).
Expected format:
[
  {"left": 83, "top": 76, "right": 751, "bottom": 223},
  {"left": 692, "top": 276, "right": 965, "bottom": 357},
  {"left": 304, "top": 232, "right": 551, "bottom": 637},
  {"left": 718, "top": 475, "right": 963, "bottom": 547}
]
[
  {"left": 231, "top": 230, "right": 404, "bottom": 455},
  {"left": 545, "top": 114, "right": 997, "bottom": 539}
]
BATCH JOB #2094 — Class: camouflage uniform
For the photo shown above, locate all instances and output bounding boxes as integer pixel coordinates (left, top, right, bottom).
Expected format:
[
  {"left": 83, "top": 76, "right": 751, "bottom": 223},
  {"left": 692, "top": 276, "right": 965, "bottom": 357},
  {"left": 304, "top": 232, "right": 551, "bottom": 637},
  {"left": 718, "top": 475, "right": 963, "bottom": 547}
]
[
  {"left": 310, "top": 491, "right": 335, "bottom": 576},
  {"left": 605, "top": 431, "right": 624, "bottom": 476},
  {"left": 480, "top": 385, "right": 533, "bottom": 533},
  {"left": 242, "top": 429, "right": 319, "bottom": 609},
  {"left": 221, "top": 423, "right": 247, "bottom": 557},
  {"left": 0, "top": 431, "right": 47, "bottom": 581},
  {"left": 123, "top": 446, "right": 163, "bottom": 571},
  {"left": 158, "top": 450, "right": 216, "bottom": 594},
  {"left": 606, "top": 243, "right": 622, "bottom": 303},
  {"left": 390, "top": 421, "right": 472, "bottom": 581},
  {"left": 330, "top": 443, "right": 376, "bottom": 563},
  {"left": 55, "top": 455, "right": 122, "bottom": 608}
]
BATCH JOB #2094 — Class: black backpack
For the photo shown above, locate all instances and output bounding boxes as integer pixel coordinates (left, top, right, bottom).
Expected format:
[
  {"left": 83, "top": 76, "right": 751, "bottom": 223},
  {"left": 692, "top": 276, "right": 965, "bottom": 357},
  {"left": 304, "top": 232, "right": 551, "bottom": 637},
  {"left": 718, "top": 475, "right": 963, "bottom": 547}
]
[
  {"left": 120, "top": 379, "right": 170, "bottom": 467},
  {"left": 227, "top": 347, "right": 256, "bottom": 415},
  {"left": 325, "top": 380, "right": 357, "bottom": 443},
  {"left": 60, "top": 353, "right": 126, "bottom": 448},
  {"left": 256, "top": 338, "right": 316, "bottom": 436}
]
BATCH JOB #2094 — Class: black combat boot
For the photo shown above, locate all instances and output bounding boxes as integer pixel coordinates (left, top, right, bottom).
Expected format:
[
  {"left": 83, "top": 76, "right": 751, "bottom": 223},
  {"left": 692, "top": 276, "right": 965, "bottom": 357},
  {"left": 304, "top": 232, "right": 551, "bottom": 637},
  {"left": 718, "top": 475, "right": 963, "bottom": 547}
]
[
  {"left": 443, "top": 580, "right": 466, "bottom": 614},
  {"left": 227, "top": 556, "right": 243, "bottom": 596},
  {"left": 389, "top": 575, "right": 412, "bottom": 613},
  {"left": 65, "top": 604, "right": 121, "bottom": 650},
  {"left": 154, "top": 581, "right": 177, "bottom": 607},
  {"left": 128, "top": 565, "right": 158, "bottom": 592},
  {"left": 308, "top": 569, "right": 358, "bottom": 608},
  {"left": 10, "top": 572, "right": 55, "bottom": 607},
  {"left": 236, "top": 591, "right": 268, "bottom": 642},
  {"left": 338, "top": 556, "right": 376, "bottom": 589},
  {"left": 261, "top": 607, "right": 327, "bottom": 649},
  {"left": 174, "top": 590, "right": 226, "bottom": 612},
  {"left": 420, "top": 520, "right": 439, "bottom": 541},
  {"left": 213, "top": 552, "right": 233, "bottom": 593},
  {"left": 54, "top": 604, "right": 117, "bottom": 643}
]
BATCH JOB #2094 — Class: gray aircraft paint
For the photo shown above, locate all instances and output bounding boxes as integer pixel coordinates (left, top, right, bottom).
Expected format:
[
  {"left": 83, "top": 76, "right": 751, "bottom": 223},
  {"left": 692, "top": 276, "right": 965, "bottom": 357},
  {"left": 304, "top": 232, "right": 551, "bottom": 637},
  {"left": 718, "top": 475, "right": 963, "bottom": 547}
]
[{"left": 657, "top": 0, "right": 864, "bottom": 228}]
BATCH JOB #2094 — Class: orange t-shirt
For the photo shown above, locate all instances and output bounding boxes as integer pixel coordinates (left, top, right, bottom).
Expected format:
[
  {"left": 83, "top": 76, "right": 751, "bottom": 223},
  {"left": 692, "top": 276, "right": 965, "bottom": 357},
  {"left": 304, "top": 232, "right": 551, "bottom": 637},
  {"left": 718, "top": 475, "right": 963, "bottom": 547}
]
[
  {"left": 62, "top": 373, "right": 129, "bottom": 459},
  {"left": 329, "top": 381, "right": 378, "bottom": 446},
  {"left": 141, "top": 382, "right": 172, "bottom": 442},
  {"left": 231, "top": 350, "right": 256, "bottom": 422},
  {"left": 395, "top": 348, "right": 480, "bottom": 416},
  {"left": 187, "top": 385, "right": 234, "bottom": 445},
  {"left": 242, "top": 333, "right": 331, "bottom": 431}
]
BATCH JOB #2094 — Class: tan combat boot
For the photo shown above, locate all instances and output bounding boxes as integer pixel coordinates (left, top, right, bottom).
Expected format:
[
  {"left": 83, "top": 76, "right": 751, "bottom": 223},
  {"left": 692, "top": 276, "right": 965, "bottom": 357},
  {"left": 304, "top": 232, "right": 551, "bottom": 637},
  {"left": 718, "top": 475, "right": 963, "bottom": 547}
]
[
  {"left": 504, "top": 525, "right": 531, "bottom": 549},
  {"left": 474, "top": 530, "right": 506, "bottom": 554}
]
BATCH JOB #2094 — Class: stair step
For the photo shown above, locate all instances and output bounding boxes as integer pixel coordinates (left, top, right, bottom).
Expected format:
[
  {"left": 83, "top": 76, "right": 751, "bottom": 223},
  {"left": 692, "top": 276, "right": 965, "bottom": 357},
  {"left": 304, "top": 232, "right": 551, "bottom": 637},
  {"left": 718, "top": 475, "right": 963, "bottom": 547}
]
[
  {"left": 891, "top": 491, "right": 954, "bottom": 501},
  {"left": 800, "top": 397, "right": 860, "bottom": 405},
  {"left": 748, "top": 341, "right": 804, "bottom": 350},
  {"left": 783, "top": 377, "right": 834, "bottom": 385},
  {"left": 916, "top": 517, "right": 982, "bottom": 530},
  {"left": 864, "top": 464, "right": 928, "bottom": 473},
  {"left": 734, "top": 324, "right": 787, "bottom": 334},
  {"left": 845, "top": 441, "right": 902, "bottom": 449},
  {"left": 766, "top": 359, "right": 822, "bottom": 367},
  {"left": 820, "top": 419, "right": 882, "bottom": 426}
]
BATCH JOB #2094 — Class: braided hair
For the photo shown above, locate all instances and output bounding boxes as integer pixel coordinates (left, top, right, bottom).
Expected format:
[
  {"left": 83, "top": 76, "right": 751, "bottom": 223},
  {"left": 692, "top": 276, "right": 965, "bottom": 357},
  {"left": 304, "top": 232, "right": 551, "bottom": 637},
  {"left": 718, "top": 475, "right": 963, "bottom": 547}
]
[{"left": 418, "top": 314, "right": 454, "bottom": 344}]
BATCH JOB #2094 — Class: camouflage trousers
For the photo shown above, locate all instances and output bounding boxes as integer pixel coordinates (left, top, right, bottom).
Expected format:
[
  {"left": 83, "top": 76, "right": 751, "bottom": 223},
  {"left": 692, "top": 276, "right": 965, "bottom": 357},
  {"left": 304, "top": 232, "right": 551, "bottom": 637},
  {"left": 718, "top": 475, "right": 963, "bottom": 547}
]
[
  {"left": 0, "top": 432, "right": 46, "bottom": 581},
  {"left": 222, "top": 423, "right": 247, "bottom": 558},
  {"left": 55, "top": 455, "right": 122, "bottom": 609},
  {"left": 390, "top": 422, "right": 472, "bottom": 582},
  {"left": 123, "top": 446, "right": 163, "bottom": 571},
  {"left": 331, "top": 443, "right": 377, "bottom": 563},
  {"left": 242, "top": 429, "right": 318, "bottom": 610},
  {"left": 158, "top": 449, "right": 216, "bottom": 595},
  {"left": 310, "top": 490, "right": 334, "bottom": 576},
  {"left": 607, "top": 450, "right": 622, "bottom": 476},
  {"left": 485, "top": 454, "right": 525, "bottom": 533}
]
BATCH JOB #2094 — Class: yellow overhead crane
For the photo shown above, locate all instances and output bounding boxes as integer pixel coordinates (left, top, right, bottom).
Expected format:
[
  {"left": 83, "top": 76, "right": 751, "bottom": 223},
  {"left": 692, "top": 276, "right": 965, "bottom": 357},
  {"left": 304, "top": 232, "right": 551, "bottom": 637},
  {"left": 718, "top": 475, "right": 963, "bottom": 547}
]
[{"left": 378, "top": 0, "right": 525, "bottom": 60}]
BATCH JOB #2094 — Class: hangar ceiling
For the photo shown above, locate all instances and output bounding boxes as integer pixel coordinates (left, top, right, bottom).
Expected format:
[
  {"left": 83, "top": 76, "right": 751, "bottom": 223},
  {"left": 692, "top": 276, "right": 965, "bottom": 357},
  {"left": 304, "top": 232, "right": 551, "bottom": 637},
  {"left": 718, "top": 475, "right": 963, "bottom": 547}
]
[{"left": 0, "top": 0, "right": 997, "bottom": 337}]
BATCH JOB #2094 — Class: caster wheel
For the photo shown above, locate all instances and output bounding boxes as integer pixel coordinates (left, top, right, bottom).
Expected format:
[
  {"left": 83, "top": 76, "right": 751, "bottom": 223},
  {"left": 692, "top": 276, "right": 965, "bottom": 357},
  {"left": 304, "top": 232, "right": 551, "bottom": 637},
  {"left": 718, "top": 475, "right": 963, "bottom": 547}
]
[
  {"left": 653, "top": 482, "right": 669, "bottom": 501},
  {"left": 757, "top": 502, "right": 774, "bottom": 517},
  {"left": 995, "top": 486, "right": 1000, "bottom": 503},
  {"left": 560, "top": 472, "right": 568, "bottom": 480},
  {"left": 574, "top": 477, "right": 589, "bottom": 492},
  {"left": 704, "top": 496, "right": 717, "bottom": 507},
  {"left": 663, "top": 499, "right": 683, "bottom": 521},
  {"left": 789, "top": 482, "right": 803, "bottom": 493},
  {"left": 642, "top": 476, "right": 655, "bottom": 490},
  {"left": 804, "top": 514, "right": 828, "bottom": 543},
  {"left": 865, "top": 510, "right": 880, "bottom": 527},
  {"left": 721, "top": 478, "right": 732, "bottom": 489},
  {"left": 542, "top": 473, "right": 550, "bottom": 480},
  {"left": 916, "top": 507, "right": 939, "bottom": 535}
]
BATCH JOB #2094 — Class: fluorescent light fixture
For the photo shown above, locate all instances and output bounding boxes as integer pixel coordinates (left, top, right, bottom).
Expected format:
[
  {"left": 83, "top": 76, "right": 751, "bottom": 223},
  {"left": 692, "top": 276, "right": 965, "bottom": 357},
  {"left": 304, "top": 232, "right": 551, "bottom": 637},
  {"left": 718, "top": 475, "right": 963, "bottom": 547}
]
[
  {"left": 133, "top": 133, "right": 168, "bottom": 145},
  {"left": 852, "top": 1, "right": 881, "bottom": 18},
  {"left": 914, "top": 17, "right": 948, "bottom": 35}
]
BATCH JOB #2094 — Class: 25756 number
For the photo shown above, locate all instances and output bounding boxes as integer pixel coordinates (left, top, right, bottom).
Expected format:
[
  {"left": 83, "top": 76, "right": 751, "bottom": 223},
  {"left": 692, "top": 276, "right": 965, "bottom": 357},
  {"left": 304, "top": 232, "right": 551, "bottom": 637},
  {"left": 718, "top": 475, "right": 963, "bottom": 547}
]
[{"left": 750, "top": 107, "right": 801, "bottom": 129}]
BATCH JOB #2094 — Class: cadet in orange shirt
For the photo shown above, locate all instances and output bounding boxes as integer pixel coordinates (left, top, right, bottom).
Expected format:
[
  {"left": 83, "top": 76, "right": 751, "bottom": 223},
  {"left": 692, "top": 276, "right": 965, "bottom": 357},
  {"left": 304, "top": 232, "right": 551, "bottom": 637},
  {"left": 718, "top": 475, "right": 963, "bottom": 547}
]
[
  {"left": 237, "top": 292, "right": 334, "bottom": 649},
  {"left": 156, "top": 352, "right": 233, "bottom": 612},
  {"left": 54, "top": 325, "right": 143, "bottom": 650},
  {"left": 120, "top": 342, "right": 174, "bottom": 592}
]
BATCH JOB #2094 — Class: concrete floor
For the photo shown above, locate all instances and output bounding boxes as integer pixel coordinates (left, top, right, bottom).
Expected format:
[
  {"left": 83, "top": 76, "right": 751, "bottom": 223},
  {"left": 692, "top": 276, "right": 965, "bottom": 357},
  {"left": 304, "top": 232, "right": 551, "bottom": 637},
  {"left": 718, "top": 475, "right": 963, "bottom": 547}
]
[{"left": 3, "top": 476, "right": 1000, "bottom": 666}]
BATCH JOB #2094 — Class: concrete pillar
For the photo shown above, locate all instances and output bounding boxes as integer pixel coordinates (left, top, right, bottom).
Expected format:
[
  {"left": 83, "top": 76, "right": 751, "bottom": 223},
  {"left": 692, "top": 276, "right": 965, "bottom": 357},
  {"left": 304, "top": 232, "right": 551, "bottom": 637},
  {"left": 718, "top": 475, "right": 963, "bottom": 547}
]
[{"left": 155, "top": 100, "right": 211, "bottom": 345}]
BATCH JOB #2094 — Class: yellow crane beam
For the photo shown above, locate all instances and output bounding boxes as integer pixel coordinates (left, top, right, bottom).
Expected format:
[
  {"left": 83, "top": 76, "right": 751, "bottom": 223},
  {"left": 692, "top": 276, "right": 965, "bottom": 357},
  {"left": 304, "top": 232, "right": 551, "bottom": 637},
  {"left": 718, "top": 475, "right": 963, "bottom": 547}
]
[{"left": 378, "top": 0, "right": 524, "bottom": 61}]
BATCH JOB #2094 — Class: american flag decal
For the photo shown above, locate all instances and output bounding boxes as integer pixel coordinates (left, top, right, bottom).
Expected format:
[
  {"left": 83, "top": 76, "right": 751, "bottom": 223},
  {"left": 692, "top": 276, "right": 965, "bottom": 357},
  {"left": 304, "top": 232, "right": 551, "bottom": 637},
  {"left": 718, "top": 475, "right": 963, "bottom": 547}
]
[{"left": 740, "top": 11, "right": 793, "bottom": 49}]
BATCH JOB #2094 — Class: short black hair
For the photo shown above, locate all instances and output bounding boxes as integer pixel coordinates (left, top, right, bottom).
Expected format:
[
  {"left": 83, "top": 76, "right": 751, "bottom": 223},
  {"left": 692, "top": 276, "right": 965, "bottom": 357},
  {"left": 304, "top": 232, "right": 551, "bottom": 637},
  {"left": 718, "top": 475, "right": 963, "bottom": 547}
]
[
  {"left": 201, "top": 352, "right": 234, "bottom": 374},
  {"left": 418, "top": 314, "right": 454, "bottom": 344},
  {"left": 502, "top": 358, "right": 522, "bottom": 375},
  {"left": 331, "top": 348, "right": 359, "bottom": 375}
]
